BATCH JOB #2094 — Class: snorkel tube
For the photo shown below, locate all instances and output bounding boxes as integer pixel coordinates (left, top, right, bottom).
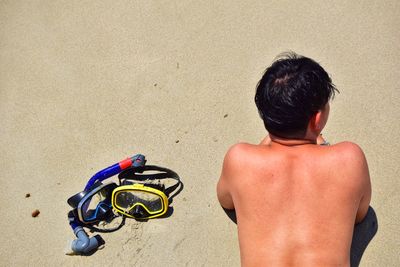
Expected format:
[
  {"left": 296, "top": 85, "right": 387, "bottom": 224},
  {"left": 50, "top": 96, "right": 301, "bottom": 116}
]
[
  {"left": 84, "top": 154, "right": 146, "bottom": 191},
  {"left": 66, "top": 154, "right": 146, "bottom": 255}
]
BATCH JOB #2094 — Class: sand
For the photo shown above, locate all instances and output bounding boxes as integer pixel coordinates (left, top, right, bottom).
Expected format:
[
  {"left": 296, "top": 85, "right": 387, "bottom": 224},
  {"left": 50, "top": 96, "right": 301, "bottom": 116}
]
[{"left": 1, "top": 1, "right": 399, "bottom": 266}]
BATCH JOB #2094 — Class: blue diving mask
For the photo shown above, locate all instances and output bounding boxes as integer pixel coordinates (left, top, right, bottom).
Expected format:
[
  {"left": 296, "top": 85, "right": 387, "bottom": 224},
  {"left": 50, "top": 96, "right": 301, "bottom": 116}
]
[{"left": 68, "top": 182, "right": 118, "bottom": 224}]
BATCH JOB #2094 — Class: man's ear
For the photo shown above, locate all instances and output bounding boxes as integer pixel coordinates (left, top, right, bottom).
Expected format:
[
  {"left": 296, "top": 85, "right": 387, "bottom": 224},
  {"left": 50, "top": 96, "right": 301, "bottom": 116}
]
[{"left": 309, "top": 111, "right": 323, "bottom": 132}]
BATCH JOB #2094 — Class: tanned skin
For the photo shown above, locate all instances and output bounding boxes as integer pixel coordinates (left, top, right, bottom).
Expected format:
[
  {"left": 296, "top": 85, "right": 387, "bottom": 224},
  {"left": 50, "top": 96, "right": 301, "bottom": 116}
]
[{"left": 217, "top": 104, "right": 371, "bottom": 266}]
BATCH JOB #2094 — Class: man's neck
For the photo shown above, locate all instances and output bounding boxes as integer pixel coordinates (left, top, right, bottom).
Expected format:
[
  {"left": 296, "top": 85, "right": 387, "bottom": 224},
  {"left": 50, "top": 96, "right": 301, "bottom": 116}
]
[{"left": 269, "top": 134, "right": 317, "bottom": 147}]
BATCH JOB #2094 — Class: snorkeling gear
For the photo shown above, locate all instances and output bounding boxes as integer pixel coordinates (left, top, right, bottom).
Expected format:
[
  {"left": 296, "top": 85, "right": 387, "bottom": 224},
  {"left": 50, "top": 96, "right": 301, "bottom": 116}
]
[
  {"left": 112, "top": 165, "right": 181, "bottom": 219},
  {"left": 67, "top": 154, "right": 146, "bottom": 255},
  {"left": 66, "top": 155, "right": 182, "bottom": 255}
]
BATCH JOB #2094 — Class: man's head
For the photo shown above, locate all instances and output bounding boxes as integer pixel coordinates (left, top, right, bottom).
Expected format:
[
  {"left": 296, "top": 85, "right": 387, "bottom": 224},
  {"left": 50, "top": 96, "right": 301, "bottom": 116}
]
[{"left": 255, "top": 52, "right": 338, "bottom": 139}]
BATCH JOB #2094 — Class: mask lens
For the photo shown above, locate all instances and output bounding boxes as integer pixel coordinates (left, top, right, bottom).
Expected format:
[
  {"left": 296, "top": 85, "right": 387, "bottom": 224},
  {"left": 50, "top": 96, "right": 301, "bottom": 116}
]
[
  {"left": 115, "top": 190, "right": 163, "bottom": 214},
  {"left": 81, "top": 186, "right": 113, "bottom": 222}
]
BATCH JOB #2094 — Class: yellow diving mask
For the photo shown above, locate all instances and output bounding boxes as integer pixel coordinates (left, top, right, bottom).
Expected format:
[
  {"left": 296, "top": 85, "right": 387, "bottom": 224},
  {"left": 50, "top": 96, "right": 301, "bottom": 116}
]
[{"left": 112, "top": 165, "right": 182, "bottom": 219}]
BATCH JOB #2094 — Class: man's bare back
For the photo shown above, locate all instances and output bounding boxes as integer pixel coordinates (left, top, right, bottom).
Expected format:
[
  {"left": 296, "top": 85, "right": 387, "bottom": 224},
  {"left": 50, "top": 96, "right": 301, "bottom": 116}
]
[{"left": 217, "top": 138, "right": 371, "bottom": 266}]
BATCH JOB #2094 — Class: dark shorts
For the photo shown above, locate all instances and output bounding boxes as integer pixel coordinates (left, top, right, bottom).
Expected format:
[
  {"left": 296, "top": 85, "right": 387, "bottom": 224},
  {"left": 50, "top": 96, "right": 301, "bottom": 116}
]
[{"left": 351, "top": 206, "right": 378, "bottom": 267}]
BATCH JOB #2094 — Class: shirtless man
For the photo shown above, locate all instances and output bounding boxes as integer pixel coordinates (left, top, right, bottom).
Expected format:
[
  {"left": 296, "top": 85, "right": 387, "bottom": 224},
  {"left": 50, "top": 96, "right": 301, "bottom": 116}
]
[{"left": 217, "top": 53, "right": 372, "bottom": 266}]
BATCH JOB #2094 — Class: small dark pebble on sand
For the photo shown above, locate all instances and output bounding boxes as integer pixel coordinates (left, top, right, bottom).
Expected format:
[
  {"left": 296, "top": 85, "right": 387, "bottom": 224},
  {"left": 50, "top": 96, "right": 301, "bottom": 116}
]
[
  {"left": 154, "top": 83, "right": 157, "bottom": 87},
  {"left": 175, "top": 140, "right": 180, "bottom": 143},
  {"left": 32, "top": 209, "right": 40, "bottom": 217},
  {"left": 224, "top": 114, "right": 228, "bottom": 118},
  {"left": 25, "top": 193, "right": 31, "bottom": 198}
]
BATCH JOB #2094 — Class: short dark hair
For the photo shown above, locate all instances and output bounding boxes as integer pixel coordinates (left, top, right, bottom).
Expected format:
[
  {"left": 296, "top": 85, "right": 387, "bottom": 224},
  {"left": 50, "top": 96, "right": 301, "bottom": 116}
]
[{"left": 255, "top": 52, "right": 338, "bottom": 138}]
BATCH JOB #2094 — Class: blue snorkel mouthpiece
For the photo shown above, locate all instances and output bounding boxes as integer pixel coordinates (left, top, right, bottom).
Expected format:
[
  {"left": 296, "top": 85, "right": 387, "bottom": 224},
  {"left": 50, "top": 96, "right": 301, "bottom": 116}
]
[
  {"left": 70, "top": 226, "right": 105, "bottom": 255},
  {"left": 66, "top": 211, "right": 104, "bottom": 255}
]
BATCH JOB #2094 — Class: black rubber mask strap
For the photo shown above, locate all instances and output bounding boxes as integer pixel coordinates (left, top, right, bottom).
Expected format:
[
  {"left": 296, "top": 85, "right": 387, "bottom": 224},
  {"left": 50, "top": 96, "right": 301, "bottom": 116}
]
[{"left": 118, "top": 165, "right": 181, "bottom": 198}]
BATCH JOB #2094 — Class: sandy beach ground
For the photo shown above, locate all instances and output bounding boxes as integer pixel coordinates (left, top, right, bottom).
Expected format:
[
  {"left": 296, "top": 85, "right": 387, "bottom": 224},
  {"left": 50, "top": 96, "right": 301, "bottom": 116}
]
[{"left": 1, "top": 1, "right": 399, "bottom": 266}]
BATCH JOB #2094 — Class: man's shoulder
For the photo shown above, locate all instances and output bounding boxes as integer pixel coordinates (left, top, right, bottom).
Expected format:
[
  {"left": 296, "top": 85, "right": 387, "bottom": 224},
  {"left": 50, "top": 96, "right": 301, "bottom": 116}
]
[
  {"left": 222, "top": 143, "right": 263, "bottom": 172},
  {"left": 330, "top": 141, "right": 367, "bottom": 163},
  {"left": 328, "top": 141, "right": 369, "bottom": 187},
  {"left": 226, "top": 142, "right": 258, "bottom": 153},
  {"left": 332, "top": 141, "right": 363, "bottom": 151},
  {"left": 224, "top": 142, "right": 267, "bottom": 161}
]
